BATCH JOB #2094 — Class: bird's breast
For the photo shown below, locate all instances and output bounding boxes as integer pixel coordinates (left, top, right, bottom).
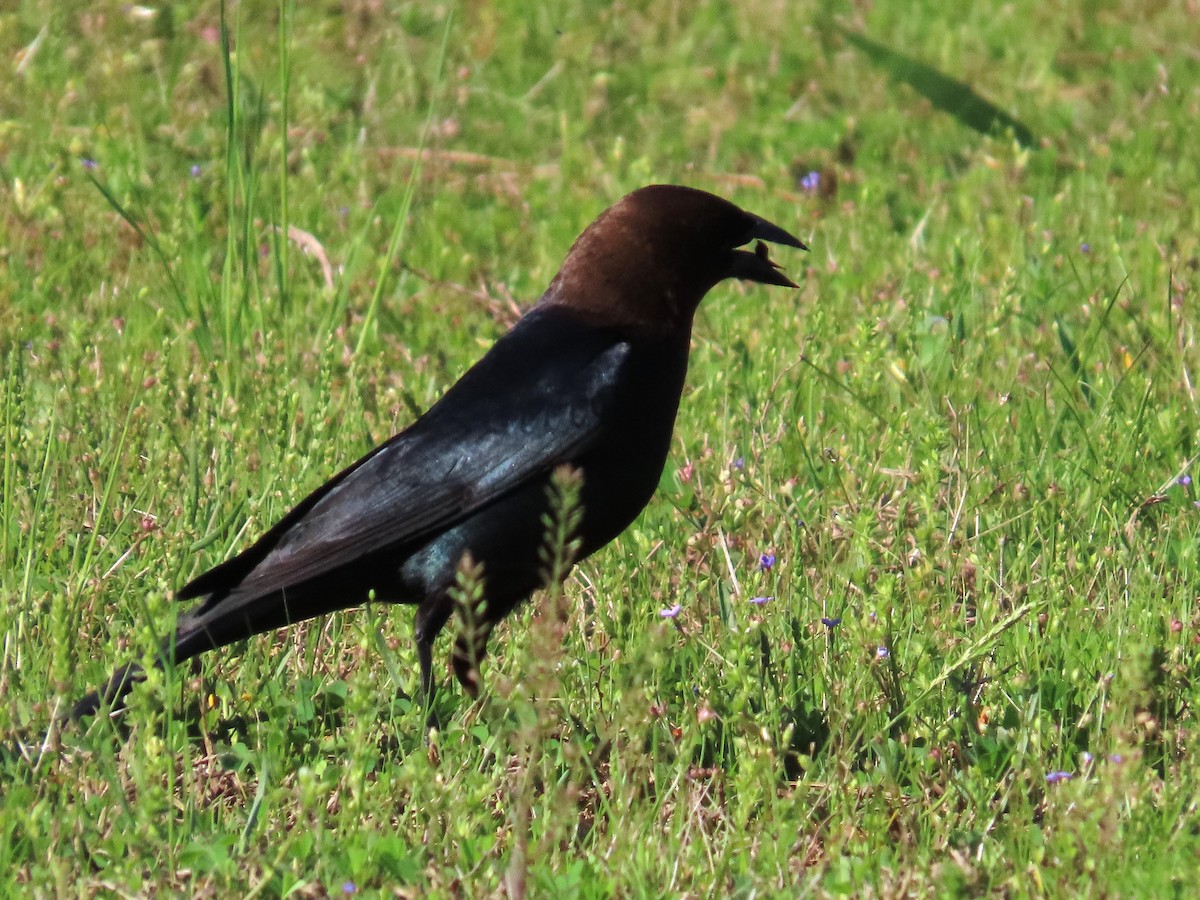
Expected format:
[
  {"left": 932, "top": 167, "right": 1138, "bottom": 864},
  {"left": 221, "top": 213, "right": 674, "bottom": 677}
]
[{"left": 572, "top": 340, "right": 690, "bottom": 555}]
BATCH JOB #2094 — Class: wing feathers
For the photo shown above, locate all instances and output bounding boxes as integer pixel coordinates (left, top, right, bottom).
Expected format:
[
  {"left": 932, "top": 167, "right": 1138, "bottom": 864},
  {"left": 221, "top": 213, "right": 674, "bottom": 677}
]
[{"left": 179, "top": 313, "right": 631, "bottom": 604}]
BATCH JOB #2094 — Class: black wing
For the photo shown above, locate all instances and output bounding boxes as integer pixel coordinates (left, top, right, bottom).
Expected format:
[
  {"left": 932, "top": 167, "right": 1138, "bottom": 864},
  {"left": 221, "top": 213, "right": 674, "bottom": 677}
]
[{"left": 179, "top": 308, "right": 631, "bottom": 603}]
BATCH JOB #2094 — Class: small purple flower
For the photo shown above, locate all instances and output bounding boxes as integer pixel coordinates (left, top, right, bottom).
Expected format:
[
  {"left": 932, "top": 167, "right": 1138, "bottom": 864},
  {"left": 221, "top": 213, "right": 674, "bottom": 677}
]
[
  {"left": 1178, "top": 474, "right": 1192, "bottom": 487},
  {"left": 876, "top": 646, "right": 889, "bottom": 659},
  {"left": 1109, "top": 754, "right": 1124, "bottom": 764},
  {"left": 1045, "top": 771, "right": 1072, "bottom": 784},
  {"left": 821, "top": 617, "right": 842, "bottom": 629},
  {"left": 660, "top": 604, "right": 682, "bottom": 619},
  {"left": 869, "top": 611, "right": 877, "bottom": 622},
  {"left": 800, "top": 171, "right": 821, "bottom": 193},
  {"left": 758, "top": 553, "right": 776, "bottom": 571},
  {"left": 1080, "top": 242, "right": 1091, "bottom": 254},
  {"left": 731, "top": 456, "right": 745, "bottom": 471},
  {"left": 81, "top": 158, "right": 97, "bottom": 170},
  {"left": 190, "top": 164, "right": 202, "bottom": 178},
  {"left": 750, "top": 596, "right": 773, "bottom": 606},
  {"left": 343, "top": 883, "right": 357, "bottom": 895},
  {"left": 1081, "top": 752, "right": 1094, "bottom": 765}
]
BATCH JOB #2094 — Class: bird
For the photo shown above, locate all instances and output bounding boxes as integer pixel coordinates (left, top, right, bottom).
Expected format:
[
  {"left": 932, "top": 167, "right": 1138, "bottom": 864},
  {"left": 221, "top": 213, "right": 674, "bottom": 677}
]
[{"left": 69, "top": 184, "right": 806, "bottom": 722}]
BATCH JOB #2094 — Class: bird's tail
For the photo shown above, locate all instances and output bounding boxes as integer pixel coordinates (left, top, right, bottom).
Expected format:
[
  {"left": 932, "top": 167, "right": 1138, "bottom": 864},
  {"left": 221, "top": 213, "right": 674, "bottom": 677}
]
[
  {"left": 67, "top": 578, "right": 368, "bottom": 722},
  {"left": 66, "top": 586, "right": 318, "bottom": 722},
  {"left": 66, "top": 613, "right": 212, "bottom": 722},
  {"left": 66, "top": 661, "right": 148, "bottom": 722}
]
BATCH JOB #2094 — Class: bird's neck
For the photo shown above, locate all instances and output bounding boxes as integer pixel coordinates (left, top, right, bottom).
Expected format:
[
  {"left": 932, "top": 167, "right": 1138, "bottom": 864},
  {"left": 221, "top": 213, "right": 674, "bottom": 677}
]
[{"left": 540, "top": 261, "right": 707, "bottom": 338}]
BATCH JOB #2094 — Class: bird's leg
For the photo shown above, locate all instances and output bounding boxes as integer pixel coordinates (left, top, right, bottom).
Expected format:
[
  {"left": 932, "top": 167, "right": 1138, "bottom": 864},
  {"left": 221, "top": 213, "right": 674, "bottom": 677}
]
[
  {"left": 414, "top": 598, "right": 455, "bottom": 730},
  {"left": 452, "top": 621, "right": 494, "bottom": 700},
  {"left": 415, "top": 635, "right": 440, "bottom": 733},
  {"left": 417, "top": 637, "right": 434, "bottom": 700}
]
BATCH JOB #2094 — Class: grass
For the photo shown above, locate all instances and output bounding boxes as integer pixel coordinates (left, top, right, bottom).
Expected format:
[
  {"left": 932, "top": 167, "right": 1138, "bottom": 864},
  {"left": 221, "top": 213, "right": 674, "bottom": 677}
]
[{"left": 2, "top": 0, "right": 1199, "bottom": 894}]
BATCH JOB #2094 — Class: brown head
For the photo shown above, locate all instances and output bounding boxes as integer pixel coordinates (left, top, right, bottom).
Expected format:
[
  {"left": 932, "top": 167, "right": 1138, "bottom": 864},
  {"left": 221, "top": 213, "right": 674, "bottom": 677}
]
[{"left": 541, "top": 184, "right": 806, "bottom": 334}]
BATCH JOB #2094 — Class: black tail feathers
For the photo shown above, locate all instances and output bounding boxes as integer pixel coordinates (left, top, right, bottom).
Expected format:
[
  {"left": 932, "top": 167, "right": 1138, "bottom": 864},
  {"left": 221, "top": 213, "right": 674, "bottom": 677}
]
[{"left": 68, "top": 662, "right": 147, "bottom": 721}]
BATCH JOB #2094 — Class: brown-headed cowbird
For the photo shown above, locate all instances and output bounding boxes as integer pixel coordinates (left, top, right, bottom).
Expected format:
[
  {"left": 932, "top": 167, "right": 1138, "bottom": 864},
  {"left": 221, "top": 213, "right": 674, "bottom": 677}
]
[{"left": 71, "top": 184, "right": 805, "bottom": 721}]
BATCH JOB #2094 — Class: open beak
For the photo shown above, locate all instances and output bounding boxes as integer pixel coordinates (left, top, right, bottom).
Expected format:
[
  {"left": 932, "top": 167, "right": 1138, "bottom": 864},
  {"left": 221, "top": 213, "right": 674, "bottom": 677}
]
[{"left": 727, "top": 213, "right": 807, "bottom": 288}]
